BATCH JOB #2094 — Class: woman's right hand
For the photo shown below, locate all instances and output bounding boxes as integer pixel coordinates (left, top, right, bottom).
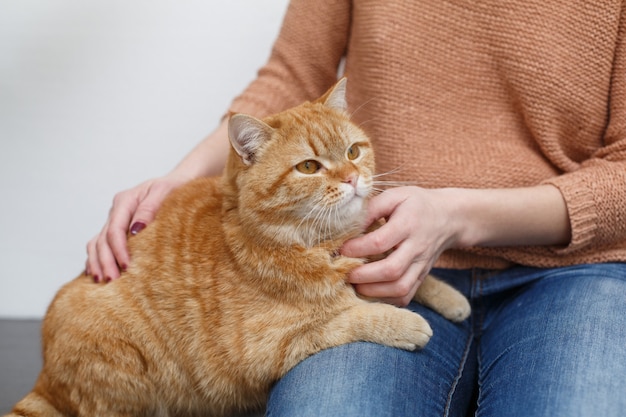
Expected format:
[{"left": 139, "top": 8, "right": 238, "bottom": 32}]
[
  {"left": 85, "top": 119, "right": 233, "bottom": 282},
  {"left": 85, "top": 175, "right": 188, "bottom": 283}
]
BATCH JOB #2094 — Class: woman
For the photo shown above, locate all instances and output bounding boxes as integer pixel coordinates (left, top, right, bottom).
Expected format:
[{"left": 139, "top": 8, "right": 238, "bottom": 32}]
[{"left": 87, "top": 1, "right": 626, "bottom": 415}]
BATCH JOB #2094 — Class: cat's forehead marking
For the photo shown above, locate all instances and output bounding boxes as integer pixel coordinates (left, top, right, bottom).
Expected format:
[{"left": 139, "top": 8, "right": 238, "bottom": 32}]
[
  {"left": 313, "top": 126, "right": 341, "bottom": 155},
  {"left": 309, "top": 120, "right": 347, "bottom": 157},
  {"left": 279, "top": 107, "right": 348, "bottom": 157}
]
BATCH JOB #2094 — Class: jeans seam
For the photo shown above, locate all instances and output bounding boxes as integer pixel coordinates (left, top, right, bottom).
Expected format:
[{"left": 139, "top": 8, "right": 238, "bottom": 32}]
[
  {"left": 443, "top": 326, "right": 474, "bottom": 417},
  {"left": 474, "top": 269, "right": 486, "bottom": 416},
  {"left": 443, "top": 268, "right": 479, "bottom": 417}
]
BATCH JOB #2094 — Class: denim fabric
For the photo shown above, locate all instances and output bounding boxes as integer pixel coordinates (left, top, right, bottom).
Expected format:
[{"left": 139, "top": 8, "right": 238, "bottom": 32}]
[{"left": 266, "top": 263, "right": 626, "bottom": 417}]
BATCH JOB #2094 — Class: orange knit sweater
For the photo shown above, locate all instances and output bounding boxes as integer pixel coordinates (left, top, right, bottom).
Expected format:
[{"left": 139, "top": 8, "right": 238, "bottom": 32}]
[{"left": 229, "top": 0, "right": 626, "bottom": 269}]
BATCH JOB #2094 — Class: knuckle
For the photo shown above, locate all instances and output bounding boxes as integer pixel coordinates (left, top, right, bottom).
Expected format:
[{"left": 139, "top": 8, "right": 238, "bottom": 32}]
[
  {"left": 152, "top": 181, "right": 170, "bottom": 194},
  {"left": 112, "top": 192, "right": 125, "bottom": 207},
  {"left": 371, "top": 234, "right": 389, "bottom": 253},
  {"left": 112, "top": 188, "right": 135, "bottom": 208},
  {"left": 398, "top": 294, "right": 413, "bottom": 307},
  {"left": 138, "top": 204, "right": 158, "bottom": 219},
  {"left": 105, "top": 228, "right": 117, "bottom": 243},
  {"left": 393, "top": 280, "right": 413, "bottom": 299},
  {"left": 381, "top": 258, "right": 404, "bottom": 280}
]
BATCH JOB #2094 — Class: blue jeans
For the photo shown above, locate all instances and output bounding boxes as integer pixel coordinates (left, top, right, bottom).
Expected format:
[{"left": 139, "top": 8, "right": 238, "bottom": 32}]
[{"left": 266, "top": 263, "right": 626, "bottom": 417}]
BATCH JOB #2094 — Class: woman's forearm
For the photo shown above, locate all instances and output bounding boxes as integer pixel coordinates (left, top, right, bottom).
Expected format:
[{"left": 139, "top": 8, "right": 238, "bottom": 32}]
[
  {"left": 169, "top": 118, "right": 231, "bottom": 181},
  {"left": 446, "top": 184, "right": 572, "bottom": 249}
]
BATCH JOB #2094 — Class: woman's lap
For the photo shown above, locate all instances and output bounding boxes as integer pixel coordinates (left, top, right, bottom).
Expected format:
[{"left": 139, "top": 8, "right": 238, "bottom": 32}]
[
  {"left": 266, "top": 302, "right": 476, "bottom": 417},
  {"left": 266, "top": 263, "right": 626, "bottom": 417}
]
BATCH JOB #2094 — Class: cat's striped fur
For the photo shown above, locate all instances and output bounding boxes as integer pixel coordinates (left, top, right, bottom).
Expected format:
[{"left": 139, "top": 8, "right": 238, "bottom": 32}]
[{"left": 6, "top": 79, "right": 469, "bottom": 417}]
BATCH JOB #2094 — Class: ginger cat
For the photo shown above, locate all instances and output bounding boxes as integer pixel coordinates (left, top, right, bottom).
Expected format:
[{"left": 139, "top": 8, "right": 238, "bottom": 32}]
[{"left": 6, "top": 79, "right": 470, "bottom": 417}]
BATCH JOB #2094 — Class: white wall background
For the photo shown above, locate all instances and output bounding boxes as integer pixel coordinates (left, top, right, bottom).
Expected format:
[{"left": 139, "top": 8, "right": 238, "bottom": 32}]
[{"left": 0, "top": 0, "right": 290, "bottom": 318}]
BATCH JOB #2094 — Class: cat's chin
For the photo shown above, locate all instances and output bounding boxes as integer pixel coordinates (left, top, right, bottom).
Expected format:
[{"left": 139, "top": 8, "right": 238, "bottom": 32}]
[{"left": 338, "top": 195, "right": 367, "bottom": 223}]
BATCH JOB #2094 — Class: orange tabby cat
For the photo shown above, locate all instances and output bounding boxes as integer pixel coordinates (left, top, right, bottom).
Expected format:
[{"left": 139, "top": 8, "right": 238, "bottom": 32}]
[{"left": 6, "top": 79, "right": 470, "bottom": 417}]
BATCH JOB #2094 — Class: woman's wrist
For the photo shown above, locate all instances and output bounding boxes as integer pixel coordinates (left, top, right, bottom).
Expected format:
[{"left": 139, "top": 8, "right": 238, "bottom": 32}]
[
  {"left": 168, "top": 118, "right": 231, "bottom": 181},
  {"left": 439, "top": 185, "right": 571, "bottom": 249}
]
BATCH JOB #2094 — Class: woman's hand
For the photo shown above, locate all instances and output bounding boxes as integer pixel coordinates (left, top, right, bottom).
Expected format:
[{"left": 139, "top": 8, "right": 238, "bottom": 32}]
[
  {"left": 85, "top": 175, "right": 188, "bottom": 283},
  {"left": 85, "top": 118, "right": 232, "bottom": 283},
  {"left": 340, "top": 185, "right": 571, "bottom": 306},
  {"left": 340, "top": 187, "right": 460, "bottom": 306}
]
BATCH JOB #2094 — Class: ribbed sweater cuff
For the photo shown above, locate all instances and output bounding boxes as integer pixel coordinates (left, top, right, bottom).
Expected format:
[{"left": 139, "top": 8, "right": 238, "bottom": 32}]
[{"left": 541, "top": 177, "right": 598, "bottom": 254}]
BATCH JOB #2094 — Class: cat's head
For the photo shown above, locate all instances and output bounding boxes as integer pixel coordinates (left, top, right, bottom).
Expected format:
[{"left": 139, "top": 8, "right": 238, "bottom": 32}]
[{"left": 224, "top": 78, "right": 375, "bottom": 247}]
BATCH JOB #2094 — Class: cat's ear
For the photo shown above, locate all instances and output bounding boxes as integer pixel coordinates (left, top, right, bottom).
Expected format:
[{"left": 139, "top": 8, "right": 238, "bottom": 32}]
[
  {"left": 320, "top": 77, "right": 348, "bottom": 113},
  {"left": 228, "top": 113, "right": 274, "bottom": 166}
]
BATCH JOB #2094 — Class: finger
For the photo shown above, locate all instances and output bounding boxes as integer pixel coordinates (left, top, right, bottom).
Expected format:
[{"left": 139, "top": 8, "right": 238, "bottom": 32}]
[
  {"left": 342, "top": 191, "right": 409, "bottom": 258},
  {"left": 127, "top": 183, "right": 169, "bottom": 236},
  {"left": 341, "top": 219, "right": 406, "bottom": 258},
  {"left": 347, "top": 235, "right": 417, "bottom": 284},
  {"left": 128, "top": 203, "right": 159, "bottom": 235},
  {"left": 109, "top": 187, "right": 165, "bottom": 276},
  {"left": 86, "top": 236, "right": 103, "bottom": 283},
  {"left": 106, "top": 190, "right": 145, "bottom": 271},
  {"left": 96, "top": 231, "right": 122, "bottom": 282},
  {"left": 362, "top": 189, "right": 406, "bottom": 226},
  {"left": 354, "top": 262, "right": 425, "bottom": 307}
]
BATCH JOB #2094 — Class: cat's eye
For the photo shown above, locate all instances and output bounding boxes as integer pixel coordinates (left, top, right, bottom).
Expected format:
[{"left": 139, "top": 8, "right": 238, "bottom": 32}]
[
  {"left": 347, "top": 145, "right": 360, "bottom": 161},
  {"left": 296, "top": 160, "right": 322, "bottom": 174}
]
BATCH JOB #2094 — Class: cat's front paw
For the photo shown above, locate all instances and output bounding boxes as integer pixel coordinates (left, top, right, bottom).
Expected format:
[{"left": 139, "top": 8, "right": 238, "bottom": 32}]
[
  {"left": 439, "top": 297, "right": 471, "bottom": 323},
  {"left": 414, "top": 275, "right": 472, "bottom": 323},
  {"left": 437, "top": 292, "right": 472, "bottom": 323},
  {"left": 391, "top": 309, "right": 433, "bottom": 351}
]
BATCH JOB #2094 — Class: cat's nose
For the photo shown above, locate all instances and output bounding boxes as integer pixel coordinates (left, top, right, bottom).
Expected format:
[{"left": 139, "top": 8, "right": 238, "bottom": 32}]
[{"left": 342, "top": 173, "right": 359, "bottom": 188}]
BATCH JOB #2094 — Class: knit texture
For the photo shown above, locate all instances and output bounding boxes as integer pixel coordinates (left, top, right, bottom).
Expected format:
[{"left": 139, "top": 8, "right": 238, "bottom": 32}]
[{"left": 229, "top": 0, "right": 626, "bottom": 269}]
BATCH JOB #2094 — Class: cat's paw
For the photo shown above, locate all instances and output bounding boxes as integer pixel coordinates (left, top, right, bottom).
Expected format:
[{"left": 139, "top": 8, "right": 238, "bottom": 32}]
[
  {"left": 414, "top": 275, "right": 472, "bottom": 323},
  {"left": 439, "top": 294, "right": 471, "bottom": 323},
  {"left": 388, "top": 309, "right": 433, "bottom": 351}
]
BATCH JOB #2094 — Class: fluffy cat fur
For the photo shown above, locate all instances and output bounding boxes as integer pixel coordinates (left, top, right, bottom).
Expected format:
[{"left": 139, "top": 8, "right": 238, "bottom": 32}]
[{"left": 6, "top": 79, "right": 470, "bottom": 417}]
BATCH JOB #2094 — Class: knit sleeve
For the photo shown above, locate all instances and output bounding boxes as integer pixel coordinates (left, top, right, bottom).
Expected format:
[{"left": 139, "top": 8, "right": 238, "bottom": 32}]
[
  {"left": 542, "top": 6, "right": 626, "bottom": 255},
  {"left": 227, "top": 0, "right": 351, "bottom": 118}
]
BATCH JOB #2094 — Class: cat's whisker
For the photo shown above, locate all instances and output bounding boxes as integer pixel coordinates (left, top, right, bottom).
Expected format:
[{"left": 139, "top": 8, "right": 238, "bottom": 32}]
[
  {"left": 356, "top": 116, "right": 385, "bottom": 130},
  {"left": 372, "top": 164, "right": 409, "bottom": 179},
  {"left": 349, "top": 96, "right": 380, "bottom": 120},
  {"left": 371, "top": 165, "right": 416, "bottom": 190},
  {"left": 314, "top": 210, "right": 327, "bottom": 246},
  {"left": 295, "top": 196, "right": 327, "bottom": 240},
  {"left": 309, "top": 208, "right": 321, "bottom": 246},
  {"left": 372, "top": 180, "right": 417, "bottom": 188},
  {"left": 348, "top": 96, "right": 386, "bottom": 130},
  {"left": 306, "top": 202, "right": 332, "bottom": 247},
  {"left": 323, "top": 205, "right": 334, "bottom": 244},
  {"left": 295, "top": 205, "right": 319, "bottom": 233},
  {"left": 330, "top": 204, "right": 341, "bottom": 243},
  {"left": 316, "top": 208, "right": 326, "bottom": 246}
]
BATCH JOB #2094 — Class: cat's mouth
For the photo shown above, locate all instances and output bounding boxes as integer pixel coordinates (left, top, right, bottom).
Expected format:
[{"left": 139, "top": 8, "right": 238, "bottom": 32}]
[
  {"left": 344, "top": 180, "right": 371, "bottom": 201},
  {"left": 336, "top": 187, "right": 368, "bottom": 216}
]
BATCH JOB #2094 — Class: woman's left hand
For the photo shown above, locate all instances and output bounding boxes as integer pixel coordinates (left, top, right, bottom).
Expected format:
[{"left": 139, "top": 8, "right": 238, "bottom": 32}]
[{"left": 340, "top": 186, "right": 460, "bottom": 306}]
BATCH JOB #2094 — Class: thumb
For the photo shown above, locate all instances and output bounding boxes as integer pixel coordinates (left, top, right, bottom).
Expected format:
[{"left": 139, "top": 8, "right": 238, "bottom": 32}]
[
  {"left": 128, "top": 193, "right": 163, "bottom": 235},
  {"left": 364, "top": 188, "right": 405, "bottom": 225}
]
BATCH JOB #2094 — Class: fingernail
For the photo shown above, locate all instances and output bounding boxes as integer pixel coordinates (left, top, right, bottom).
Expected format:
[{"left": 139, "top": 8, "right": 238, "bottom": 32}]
[
  {"left": 121, "top": 263, "right": 128, "bottom": 272},
  {"left": 93, "top": 275, "right": 100, "bottom": 283},
  {"left": 105, "top": 276, "right": 112, "bottom": 283},
  {"left": 130, "top": 222, "right": 146, "bottom": 235}
]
